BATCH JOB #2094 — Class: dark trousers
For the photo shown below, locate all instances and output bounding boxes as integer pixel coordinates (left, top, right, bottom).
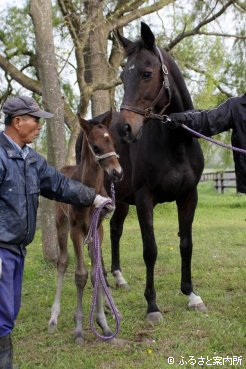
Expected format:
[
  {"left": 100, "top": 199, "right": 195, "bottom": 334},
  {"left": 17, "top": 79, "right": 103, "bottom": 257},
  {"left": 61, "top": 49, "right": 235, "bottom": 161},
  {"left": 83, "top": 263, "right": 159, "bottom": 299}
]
[
  {"left": 0, "top": 248, "right": 24, "bottom": 336},
  {"left": 0, "top": 334, "right": 12, "bottom": 369}
]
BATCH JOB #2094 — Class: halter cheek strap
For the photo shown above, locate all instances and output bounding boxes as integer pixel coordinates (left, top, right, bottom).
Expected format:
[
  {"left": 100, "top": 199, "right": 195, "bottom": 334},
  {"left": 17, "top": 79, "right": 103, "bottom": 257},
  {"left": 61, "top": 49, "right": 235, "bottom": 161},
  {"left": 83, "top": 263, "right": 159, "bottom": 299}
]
[{"left": 120, "top": 45, "right": 171, "bottom": 121}]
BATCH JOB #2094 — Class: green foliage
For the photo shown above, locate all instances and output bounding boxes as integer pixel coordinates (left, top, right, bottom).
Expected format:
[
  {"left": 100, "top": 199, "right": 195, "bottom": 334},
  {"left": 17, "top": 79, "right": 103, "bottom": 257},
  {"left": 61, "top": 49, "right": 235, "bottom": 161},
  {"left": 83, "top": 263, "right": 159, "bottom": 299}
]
[{"left": 13, "top": 184, "right": 246, "bottom": 368}]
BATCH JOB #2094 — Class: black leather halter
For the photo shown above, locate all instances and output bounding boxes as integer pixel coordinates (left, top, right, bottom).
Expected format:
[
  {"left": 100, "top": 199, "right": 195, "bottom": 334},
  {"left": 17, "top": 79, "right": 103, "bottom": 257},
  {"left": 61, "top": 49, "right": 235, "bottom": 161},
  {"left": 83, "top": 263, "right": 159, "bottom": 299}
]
[{"left": 120, "top": 46, "right": 171, "bottom": 121}]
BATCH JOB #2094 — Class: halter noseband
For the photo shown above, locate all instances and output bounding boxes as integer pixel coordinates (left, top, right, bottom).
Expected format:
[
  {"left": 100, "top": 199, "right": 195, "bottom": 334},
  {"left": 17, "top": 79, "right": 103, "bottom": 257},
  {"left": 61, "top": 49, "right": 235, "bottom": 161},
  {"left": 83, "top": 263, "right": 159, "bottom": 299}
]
[
  {"left": 120, "top": 46, "right": 171, "bottom": 121},
  {"left": 88, "top": 143, "right": 119, "bottom": 163}
]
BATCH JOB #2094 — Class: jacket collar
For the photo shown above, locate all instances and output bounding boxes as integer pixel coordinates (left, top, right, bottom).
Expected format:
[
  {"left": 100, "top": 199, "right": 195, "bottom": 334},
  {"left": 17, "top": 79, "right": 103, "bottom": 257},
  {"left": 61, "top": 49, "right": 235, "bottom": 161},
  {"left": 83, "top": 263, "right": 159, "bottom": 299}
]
[{"left": 0, "top": 131, "right": 36, "bottom": 161}]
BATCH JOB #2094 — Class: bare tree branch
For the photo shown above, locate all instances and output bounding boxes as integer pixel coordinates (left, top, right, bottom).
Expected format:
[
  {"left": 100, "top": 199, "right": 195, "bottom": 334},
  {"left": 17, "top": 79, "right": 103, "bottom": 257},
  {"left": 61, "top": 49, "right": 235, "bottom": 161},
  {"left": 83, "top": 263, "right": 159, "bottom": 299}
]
[
  {"left": 196, "top": 31, "right": 246, "bottom": 40},
  {"left": 108, "top": 0, "right": 175, "bottom": 31},
  {"left": 166, "top": 0, "right": 238, "bottom": 50},
  {"left": 0, "top": 54, "right": 76, "bottom": 129}
]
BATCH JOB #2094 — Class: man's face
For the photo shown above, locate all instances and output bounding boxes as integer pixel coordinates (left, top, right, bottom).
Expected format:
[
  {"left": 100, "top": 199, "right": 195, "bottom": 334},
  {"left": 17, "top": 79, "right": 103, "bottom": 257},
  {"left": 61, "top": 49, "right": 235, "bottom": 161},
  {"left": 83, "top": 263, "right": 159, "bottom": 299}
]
[{"left": 15, "top": 114, "right": 42, "bottom": 145}]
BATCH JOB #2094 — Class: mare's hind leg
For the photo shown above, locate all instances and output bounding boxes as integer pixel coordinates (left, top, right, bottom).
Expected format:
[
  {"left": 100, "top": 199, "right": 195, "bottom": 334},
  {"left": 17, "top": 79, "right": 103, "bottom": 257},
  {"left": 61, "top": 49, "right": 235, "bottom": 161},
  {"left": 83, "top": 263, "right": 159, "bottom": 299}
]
[
  {"left": 176, "top": 188, "right": 207, "bottom": 312},
  {"left": 70, "top": 225, "right": 88, "bottom": 345},
  {"left": 89, "top": 225, "right": 112, "bottom": 337},
  {"left": 135, "top": 189, "right": 163, "bottom": 323},
  {"left": 48, "top": 209, "right": 69, "bottom": 333},
  {"left": 110, "top": 202, "right": 129, "bottom": 288}
]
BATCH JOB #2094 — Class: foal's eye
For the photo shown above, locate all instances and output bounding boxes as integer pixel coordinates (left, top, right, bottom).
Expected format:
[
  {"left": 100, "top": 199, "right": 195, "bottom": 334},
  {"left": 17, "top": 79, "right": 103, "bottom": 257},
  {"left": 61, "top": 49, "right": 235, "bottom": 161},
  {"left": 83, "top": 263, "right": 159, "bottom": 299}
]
[
  {"left": 142, "top": 71, "right": 152, "bottom": 79},
  {"left": 92, "top": 145, "right": 101, "bottom": 155}
]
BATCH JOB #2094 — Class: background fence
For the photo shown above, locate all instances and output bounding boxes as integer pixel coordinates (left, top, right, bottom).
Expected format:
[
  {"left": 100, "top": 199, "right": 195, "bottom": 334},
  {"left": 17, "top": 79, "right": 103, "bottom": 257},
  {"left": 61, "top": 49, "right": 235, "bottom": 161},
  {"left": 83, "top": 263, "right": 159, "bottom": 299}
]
[{"left": 200, "top": 170, "right": 236, "bottom": 193}]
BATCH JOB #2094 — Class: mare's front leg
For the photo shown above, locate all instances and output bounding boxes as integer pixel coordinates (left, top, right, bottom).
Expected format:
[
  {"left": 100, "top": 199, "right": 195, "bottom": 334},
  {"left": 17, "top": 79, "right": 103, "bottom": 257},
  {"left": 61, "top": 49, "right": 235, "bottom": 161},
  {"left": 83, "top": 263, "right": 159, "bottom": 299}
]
[
  {"left": 135, "top": 189, "right": 163, "bottom": 323},
  {"left": 70, "top": 222, "right": 88, "bottom": 345},
  {"left": 176, "top": 188, "right": 207, "bottom": 312},
  {"left": 110, "top": 202, "right": 129, "bottom": 288}
]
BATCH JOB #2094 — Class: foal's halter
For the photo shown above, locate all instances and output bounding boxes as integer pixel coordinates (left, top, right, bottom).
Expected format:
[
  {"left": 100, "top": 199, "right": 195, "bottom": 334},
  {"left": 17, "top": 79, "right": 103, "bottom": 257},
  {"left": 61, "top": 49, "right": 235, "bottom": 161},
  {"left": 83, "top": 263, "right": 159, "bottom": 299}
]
[
  {"left": 88, "top": 142, "right": 119, "bottom": 163},
  {"left": 120, "top": 46, "right": 171, "bottom": 121}
]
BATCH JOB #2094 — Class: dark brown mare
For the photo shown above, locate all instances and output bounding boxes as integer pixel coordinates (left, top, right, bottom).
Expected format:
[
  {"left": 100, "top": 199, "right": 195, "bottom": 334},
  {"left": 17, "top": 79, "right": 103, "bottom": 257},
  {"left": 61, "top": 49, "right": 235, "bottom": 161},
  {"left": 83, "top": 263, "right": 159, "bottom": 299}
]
[
  {"left": 109, "top": 22, "right": 207, "bottom": 322},
  {"left": 48, "top": 112, "right": 123, "bottom": 344}
]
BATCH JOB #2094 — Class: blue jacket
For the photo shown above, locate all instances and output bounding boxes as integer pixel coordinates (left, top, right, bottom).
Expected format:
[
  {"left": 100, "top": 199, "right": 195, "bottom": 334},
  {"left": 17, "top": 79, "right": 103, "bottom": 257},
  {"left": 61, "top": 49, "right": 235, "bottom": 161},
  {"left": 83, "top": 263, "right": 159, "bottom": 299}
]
[{"left": 0, "top": 132, "right": 96, "bottom": 255}]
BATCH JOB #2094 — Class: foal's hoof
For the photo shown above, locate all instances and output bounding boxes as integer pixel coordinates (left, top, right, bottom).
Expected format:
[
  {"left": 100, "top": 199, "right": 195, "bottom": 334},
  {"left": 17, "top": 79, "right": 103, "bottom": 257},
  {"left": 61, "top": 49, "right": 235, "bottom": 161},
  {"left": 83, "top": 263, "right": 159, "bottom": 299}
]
[
  {"left": 48, "top": 322, "right": 57, "bottom": 334},
  {"left": 74, "top": 334, "right": 84, "bottom": 346},
  {"left": 188, "top": 302, "right": 208, "bottom": 313},
  {"left": 146, "top": 311, "right": 163, "bottom": 324}
]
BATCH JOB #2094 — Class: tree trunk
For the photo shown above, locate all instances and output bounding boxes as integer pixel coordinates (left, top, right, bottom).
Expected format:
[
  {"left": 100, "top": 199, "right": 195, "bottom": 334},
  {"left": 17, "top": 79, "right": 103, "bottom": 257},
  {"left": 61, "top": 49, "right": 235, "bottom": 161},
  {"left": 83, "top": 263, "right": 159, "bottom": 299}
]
[
  {"left": 30, "top": 0, "right": 66, "bottom": 263},
  {"left": 87, "top": 1, "right": 111, "bottom": 115}
]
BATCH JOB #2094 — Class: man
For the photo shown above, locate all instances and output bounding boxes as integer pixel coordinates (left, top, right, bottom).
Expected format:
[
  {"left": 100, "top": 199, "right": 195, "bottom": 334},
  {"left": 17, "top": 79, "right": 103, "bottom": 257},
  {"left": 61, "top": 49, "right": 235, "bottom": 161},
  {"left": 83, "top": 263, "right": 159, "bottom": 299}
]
[
  {"left": 167, "top": 94, "right": 246, "bottom": 193},
  {"left": 0, "top": 96, "right": 113, "bottom": 369}
]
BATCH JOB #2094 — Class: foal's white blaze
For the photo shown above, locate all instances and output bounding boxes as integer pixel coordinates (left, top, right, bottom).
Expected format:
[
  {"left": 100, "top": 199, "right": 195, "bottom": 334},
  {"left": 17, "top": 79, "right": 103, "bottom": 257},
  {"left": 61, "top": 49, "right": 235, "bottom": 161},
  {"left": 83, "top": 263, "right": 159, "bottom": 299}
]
[
  {"left": 188, "top": 292, "right": 203, "bottom": 307},
  {"left": 113, "top": 270, "right": 128, "bottom": 286},
  {"left": 128, "top": 64, "right": 135, "bottom": 71}
]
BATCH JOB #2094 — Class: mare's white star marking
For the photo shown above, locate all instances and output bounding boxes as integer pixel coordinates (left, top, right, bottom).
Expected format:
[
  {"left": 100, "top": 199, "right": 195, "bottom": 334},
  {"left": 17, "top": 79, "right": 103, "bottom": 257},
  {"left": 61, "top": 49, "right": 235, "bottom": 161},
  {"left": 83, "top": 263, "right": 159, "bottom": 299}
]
[{"left": 103, "top": 133, "right": 109, "bottom": 137}]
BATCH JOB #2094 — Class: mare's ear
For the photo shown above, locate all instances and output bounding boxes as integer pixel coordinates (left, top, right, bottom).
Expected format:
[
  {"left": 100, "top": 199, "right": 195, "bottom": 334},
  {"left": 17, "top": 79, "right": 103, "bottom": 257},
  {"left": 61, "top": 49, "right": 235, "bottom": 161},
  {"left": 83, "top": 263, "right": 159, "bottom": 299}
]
[
  {"left": 77, "top": 114, "right": 90, "bottom": 135},
  {"left": 91, "top": 110, "right": 112, "bottom": 128},
  {"left": 116, "top": 29, "right": 132, "bottom": 50},
  {"left": 141, "top": 22, "right": 155, "bottom": 50}
]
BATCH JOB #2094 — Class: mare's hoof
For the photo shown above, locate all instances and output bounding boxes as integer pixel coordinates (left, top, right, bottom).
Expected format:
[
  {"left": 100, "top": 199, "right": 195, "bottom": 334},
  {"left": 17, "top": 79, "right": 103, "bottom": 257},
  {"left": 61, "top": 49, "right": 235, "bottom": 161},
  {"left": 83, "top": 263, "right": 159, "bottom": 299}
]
[
  {"left": 48, "top": 322, "right": 57, "bottom": 334},
  {"left": 146, "top": 311, "right": 163, "bottom": 324},
  {"left": 188, "top": 302, "right": 208, "bottom": 313}
]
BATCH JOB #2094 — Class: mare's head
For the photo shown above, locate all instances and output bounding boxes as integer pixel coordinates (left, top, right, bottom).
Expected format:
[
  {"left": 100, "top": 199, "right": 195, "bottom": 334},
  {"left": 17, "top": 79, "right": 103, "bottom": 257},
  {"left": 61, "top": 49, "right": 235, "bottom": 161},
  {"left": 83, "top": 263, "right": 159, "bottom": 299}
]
[
  {"left": 117, "top": 22, "right": 172, "bottom": 143},
  {"left": 78, "top": 111, "right": 123, "bottom": 182}
]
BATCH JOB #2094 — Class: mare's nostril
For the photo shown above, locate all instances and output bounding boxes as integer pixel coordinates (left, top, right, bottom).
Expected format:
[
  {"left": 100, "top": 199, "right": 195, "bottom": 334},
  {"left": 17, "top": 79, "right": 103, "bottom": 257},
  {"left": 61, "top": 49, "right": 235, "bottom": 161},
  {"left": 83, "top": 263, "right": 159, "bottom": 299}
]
[
  {"left": 123, "top": 124, "right": 131, "bottom": 133},
  {"left": 119, "top": 123, "right": 131, "bottom": 136}
]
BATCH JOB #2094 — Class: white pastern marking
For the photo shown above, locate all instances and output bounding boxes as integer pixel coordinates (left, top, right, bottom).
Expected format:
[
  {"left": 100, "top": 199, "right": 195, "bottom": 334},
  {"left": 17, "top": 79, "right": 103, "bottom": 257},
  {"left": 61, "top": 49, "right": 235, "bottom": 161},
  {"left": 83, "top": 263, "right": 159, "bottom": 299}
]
[
  {"left": 113, "top": 270, "right": 127, "bottom": 286},
  {"left": 188, "top": 292, "right": 203, "bottom": 307}
]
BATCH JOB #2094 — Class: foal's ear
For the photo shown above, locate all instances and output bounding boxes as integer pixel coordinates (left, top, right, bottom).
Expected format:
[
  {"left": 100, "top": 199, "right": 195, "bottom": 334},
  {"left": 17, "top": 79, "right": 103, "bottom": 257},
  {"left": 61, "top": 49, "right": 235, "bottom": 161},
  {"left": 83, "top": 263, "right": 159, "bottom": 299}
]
[
  {"left": 116, "top": 29, "right": 132, "bottom": 50},
  {"left": 77, "top": 114, "right": 90, "bottom": 135},
  {"left": 141, "top": 22, "right": 155, "bottom": 50}
]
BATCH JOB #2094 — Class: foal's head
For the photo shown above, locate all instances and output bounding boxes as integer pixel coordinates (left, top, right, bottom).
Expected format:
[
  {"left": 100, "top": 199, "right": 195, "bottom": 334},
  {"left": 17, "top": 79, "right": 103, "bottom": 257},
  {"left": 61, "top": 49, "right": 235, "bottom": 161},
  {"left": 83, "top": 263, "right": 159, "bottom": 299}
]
[{"left": 78, "top": 111, "right": 123, "bottom": 182}]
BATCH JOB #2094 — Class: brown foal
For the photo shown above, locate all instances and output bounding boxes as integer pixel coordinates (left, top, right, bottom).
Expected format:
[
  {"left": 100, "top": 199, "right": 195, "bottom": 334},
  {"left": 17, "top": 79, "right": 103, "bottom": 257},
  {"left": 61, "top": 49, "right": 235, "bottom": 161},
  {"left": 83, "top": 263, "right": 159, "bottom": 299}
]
[{"left": 48, "top": 112, "right": 123, "bottom": 345}]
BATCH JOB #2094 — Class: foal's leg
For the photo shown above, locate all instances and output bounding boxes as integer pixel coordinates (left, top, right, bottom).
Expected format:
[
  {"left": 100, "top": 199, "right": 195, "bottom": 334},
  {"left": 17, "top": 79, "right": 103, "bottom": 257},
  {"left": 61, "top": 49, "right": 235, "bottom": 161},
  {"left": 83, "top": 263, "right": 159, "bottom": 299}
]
[
  {"left": 110, "top": 202, "right": 129, "bottom": 288},
  {"left": 135, "top": 189, "right": 163, "bottom": 323},
  {"left": 176, "top": 188, "right": 207, "bottom": 312},
  {"left": 48, "top": 210, "right": 69, "bottom": 333},
  {"left": 89, "top": 225, "right": 112, "bottom": 337},
  {"left": 70, "top": 225, "right": 88, "bottom": 345}
]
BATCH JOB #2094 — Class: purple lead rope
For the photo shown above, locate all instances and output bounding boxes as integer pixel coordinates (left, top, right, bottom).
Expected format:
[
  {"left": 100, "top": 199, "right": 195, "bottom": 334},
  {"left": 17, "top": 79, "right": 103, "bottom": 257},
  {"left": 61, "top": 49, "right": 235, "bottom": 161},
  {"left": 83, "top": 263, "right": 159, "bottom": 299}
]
[
  {"left": 181, "top": 124, "right": 246, "bottom": 154},
  {"left": 86, "top": 183, "right": 120, "bottom": 341}
]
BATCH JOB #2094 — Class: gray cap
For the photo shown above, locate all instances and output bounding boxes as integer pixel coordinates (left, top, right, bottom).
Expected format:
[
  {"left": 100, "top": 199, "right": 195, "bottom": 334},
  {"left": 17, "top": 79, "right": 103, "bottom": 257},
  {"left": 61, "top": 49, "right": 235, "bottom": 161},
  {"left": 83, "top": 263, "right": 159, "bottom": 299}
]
[{"left": 2, "top": 96, "right": 54, "bottom": 119}]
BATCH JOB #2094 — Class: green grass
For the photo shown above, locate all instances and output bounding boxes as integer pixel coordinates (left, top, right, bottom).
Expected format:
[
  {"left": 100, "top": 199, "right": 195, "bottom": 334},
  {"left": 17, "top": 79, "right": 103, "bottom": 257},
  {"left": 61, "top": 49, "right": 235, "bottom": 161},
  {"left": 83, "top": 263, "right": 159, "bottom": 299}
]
[{"left": 13, "top": 182, "right": 246, "bottom": 368}]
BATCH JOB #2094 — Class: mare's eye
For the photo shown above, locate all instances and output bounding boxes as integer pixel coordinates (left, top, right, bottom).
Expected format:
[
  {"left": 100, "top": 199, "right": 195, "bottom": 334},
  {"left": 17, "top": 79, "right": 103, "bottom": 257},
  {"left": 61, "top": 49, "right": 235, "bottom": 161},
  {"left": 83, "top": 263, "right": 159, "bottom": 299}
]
[
  {"left": 142, "top": 71, "right": 152, "bottom": 79},
  {"left": 93, "top": 145, "right": 101, "bottom": 155}
]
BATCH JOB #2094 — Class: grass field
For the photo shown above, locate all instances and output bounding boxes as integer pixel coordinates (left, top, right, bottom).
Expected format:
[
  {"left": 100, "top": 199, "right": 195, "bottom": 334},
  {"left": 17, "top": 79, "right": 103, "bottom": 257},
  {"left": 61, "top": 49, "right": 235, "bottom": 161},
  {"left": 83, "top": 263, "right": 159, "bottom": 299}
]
[{"left": 13, "top": 182, "right": 246, "bottom": 369}]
